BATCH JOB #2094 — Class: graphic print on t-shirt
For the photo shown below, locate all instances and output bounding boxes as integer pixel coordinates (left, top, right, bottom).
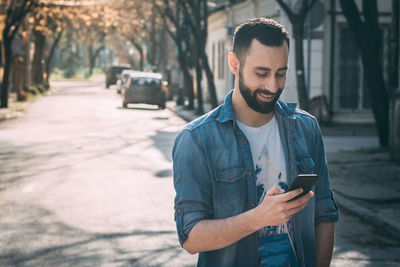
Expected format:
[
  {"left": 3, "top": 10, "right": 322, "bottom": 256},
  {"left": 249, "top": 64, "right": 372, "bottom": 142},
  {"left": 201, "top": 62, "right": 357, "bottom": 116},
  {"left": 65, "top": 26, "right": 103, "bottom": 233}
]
[
  {"left": 236, "top": 116, "right": 288, "bottom": 238},
  {"left": 256, "top": 145, "right": 288, "bottom": 237}
]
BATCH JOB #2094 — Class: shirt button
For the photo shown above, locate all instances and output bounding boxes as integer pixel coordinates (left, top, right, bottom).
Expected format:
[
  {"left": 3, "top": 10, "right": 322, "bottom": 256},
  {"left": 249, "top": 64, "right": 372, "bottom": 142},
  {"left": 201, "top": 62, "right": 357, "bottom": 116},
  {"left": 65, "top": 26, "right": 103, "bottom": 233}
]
[
  {"left": 229, "top": 174, "right": 234, "bottom": 179},
  {"left": 177, "top": 208, "right": 181, "bottom": 214},
  {"left": 243, "top": 140, "right": 248, "bottom": 145},
  {"left": 302, "top": 164, "right": 307, "bottom": 169},
  {"left": 248, "top": 171, "right": 253, "bottom": 176},
  {"left": 250, "top": 235, "right": 255, "bottom": 239},
  {"left": 251, "top": 203, "right": 255, "bottom": 208}
]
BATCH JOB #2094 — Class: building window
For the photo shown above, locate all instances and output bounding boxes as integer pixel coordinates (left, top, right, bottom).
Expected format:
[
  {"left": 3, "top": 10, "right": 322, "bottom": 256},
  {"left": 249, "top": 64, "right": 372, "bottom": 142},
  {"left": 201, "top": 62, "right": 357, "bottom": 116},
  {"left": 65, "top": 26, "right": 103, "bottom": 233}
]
[
  {"left": 336, "top": 25, "right": 391, "bottom": 112},
  {"left": 218, "top": 41, "right": 225, "bottom": 80}
]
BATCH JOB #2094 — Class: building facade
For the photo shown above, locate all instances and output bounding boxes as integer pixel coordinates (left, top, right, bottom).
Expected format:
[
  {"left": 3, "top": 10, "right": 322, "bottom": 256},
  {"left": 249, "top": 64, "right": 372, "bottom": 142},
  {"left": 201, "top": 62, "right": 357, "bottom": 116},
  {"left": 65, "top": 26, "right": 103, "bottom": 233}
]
[{"left": 205, "top": 0, "right": 394, "bottom": 124}]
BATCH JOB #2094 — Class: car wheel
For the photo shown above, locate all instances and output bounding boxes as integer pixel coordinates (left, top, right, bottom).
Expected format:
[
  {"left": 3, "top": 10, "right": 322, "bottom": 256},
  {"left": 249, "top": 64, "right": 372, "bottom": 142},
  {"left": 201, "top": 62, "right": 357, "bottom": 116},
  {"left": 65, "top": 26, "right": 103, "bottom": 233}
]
[
  {"left": 106, "top": 83, "right": 110, "bottom": 89},
  {"left": 158, "top": 102, "right": 166, "bottom": 110},
  {"left": 123, "top": 101, "right": 128, "bottom": 108},
  {"left": 159, "top": 93, "right": 166, "bottom": 109}
]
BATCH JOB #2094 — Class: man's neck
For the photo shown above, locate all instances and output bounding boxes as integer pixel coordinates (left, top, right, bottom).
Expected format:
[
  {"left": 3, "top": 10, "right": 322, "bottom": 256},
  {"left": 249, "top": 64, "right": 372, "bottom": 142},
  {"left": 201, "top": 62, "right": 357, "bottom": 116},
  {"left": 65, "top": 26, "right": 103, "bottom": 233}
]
[{"left": 232, "top": 88, "right": 275, "bottom": 127}]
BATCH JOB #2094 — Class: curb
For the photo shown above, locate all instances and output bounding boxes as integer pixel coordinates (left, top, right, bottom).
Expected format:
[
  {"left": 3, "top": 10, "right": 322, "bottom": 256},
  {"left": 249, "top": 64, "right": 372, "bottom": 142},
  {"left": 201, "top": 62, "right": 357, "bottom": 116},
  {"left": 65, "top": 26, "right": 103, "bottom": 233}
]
[
  {"left": 0, "top": 110, "right": 24, "bottom": 122},
  {"left": 166, "top": 103, "right": 197, "bottom": 123},
  {"left": 334, "top": 192, "right": 400, "bottom": 241}
]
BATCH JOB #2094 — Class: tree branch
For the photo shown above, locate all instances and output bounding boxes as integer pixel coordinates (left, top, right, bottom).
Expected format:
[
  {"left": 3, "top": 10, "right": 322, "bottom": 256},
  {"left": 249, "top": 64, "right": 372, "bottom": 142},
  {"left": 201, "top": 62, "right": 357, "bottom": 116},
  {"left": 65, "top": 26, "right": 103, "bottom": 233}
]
[{"left": 275, "top": 0, "right": 295, "bottom": 23}]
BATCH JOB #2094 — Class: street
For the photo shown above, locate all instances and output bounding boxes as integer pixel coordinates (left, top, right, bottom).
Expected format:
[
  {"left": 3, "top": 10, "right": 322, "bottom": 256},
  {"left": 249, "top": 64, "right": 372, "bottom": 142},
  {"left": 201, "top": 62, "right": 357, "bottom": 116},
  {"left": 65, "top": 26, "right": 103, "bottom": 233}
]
[{"left": 0, "top": 80, "right": 399, "bottom": 266}]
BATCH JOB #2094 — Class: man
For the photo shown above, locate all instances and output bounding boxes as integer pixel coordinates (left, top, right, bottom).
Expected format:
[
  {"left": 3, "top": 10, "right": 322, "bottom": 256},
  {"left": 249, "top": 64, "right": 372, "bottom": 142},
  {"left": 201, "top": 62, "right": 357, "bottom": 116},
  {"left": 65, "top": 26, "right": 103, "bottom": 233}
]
[
  {"left": 11, "top": 26, "right": 27, "bottom": 101},
  {"left": 172, "top": 18, "right": 339, "bottom": 267}
]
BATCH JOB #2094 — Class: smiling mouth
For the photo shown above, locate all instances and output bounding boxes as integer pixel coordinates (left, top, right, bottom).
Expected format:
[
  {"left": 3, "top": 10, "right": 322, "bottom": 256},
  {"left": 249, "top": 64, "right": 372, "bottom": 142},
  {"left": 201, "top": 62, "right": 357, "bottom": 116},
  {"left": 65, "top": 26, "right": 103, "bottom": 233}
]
[{"left": 258, "top": 92, "right": 275, "bottom": 101}]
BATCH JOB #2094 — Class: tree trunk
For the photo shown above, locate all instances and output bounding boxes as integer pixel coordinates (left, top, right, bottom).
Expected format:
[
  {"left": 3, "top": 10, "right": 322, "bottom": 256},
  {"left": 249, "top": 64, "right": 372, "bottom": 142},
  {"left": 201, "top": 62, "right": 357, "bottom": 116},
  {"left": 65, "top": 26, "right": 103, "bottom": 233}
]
[
  {"left": 339, "top": 0, "right": 389, "bottom": 147},
  {"left": 293, "top": 23, "right": 309, "bottom": 111},
  {"left": 1, "top": 37, "right": 12, "bottom": 108},
  {"left": 131, "top": 42, "right": 144, "bottom": 71},
  {"left": 201, "top": 51, "right": 218, "bottom": 108},
  {"left": 195, "top": 61, "right": 204, "bottom": 114},
  {"left": 179, "top": 53, "right": 194, "bottom": 109},
  {"left": 88, "top": 45, "right": 103, "bottom": 77},
  {"left": 362, "top": 55, "right": 389, "bottom": 146},
  {"left": 45, "top": 29, "right": 63, "bottom": 84},
  {"left": 88, "top": 45, "right": 94, "bottom": 77},
  {"left": 32, "top": 30, "right": 46, "bottom": 86},
  {"left": 150, "top": 6, "right": 157, "bottom": 67}
]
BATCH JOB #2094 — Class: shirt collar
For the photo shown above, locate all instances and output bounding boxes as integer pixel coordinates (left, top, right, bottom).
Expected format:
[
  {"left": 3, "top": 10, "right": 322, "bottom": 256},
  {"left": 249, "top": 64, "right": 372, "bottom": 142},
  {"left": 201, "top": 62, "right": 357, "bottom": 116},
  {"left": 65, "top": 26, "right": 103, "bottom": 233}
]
[{"left": 216, "top": 89, "right": 297, "bottom": 124}]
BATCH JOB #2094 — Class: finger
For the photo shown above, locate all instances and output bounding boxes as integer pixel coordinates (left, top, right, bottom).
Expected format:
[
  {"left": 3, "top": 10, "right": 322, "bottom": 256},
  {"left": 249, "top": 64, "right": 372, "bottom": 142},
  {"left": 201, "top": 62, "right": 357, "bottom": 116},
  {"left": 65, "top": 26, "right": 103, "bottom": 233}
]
[
  {"left": 280, "top": 188, "right": 303, "bottom": 202},
  {"left": 287, "top": 191, "right": 314, "bottom": 211},
  {"left": 266, "top": 185, "right": 284, "bottom": 196}
]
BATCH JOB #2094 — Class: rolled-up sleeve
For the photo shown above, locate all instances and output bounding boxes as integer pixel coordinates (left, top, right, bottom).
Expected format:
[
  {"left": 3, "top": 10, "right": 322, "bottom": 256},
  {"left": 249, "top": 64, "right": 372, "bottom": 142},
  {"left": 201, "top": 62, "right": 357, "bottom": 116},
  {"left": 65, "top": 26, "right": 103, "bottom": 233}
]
[
  {"left": 311, "top": 120, "right": 339, "bottom": 225},
  {"left": 172, "top": 129, "right": 213, "bottom": 246}
]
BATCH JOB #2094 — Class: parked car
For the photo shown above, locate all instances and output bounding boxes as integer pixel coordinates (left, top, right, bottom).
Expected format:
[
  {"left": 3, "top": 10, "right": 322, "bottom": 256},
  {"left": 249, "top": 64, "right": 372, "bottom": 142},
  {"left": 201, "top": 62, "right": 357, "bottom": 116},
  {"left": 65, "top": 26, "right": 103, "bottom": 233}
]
[
  {"left": 117, "top": 69, "right": 139, "bottom": 94},
  {"left": 105, "top": 65, "right": 130, "bottom": 88},
  {"left": 122, "top": 72, "right": 167, "bottom": 109}
]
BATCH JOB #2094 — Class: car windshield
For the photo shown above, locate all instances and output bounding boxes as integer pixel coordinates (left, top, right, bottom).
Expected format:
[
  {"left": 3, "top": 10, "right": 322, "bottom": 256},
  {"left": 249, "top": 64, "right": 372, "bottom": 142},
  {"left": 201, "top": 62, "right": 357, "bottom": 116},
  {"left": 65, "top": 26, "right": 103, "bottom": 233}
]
[
  {"left": 112, "top": 67, "right": 129, "bottom": 73},
  {"left": 131, "top": 78, "right": 161, "bottom": 86}
]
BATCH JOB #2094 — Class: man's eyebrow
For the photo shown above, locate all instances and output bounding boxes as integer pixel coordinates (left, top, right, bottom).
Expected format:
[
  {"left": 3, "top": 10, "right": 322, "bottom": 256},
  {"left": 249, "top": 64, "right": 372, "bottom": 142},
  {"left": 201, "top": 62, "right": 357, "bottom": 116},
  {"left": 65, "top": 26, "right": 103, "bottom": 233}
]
[{"left": 254, "top": 66, "right": 288, "bottom": 71}]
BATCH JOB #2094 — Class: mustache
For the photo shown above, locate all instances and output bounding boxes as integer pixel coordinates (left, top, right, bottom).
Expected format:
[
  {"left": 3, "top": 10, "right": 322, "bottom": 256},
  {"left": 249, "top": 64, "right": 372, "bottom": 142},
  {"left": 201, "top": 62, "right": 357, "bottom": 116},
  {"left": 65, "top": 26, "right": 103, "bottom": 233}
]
[{"left": 254, "top": 88, "right": 280, "bottom": 96}]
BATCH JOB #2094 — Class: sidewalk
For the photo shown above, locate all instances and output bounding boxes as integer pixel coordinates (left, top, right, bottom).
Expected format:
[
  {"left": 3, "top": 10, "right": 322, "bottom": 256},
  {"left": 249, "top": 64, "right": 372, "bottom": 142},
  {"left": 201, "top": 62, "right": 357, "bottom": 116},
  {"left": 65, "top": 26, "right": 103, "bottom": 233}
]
[{"left": 167, "top": 100, "right": 400, "bottom": 241}]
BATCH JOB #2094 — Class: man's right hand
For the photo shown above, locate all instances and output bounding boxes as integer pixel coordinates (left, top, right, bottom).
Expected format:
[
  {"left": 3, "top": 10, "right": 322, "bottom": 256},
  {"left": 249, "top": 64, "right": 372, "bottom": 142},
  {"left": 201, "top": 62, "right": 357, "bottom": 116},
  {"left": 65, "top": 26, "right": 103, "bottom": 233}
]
[
  {"left": 182, "top": 185, "right": 314, "bottom": 254},
  {"left": 253, "top": 185, "right": 314, "bottom": 229}
]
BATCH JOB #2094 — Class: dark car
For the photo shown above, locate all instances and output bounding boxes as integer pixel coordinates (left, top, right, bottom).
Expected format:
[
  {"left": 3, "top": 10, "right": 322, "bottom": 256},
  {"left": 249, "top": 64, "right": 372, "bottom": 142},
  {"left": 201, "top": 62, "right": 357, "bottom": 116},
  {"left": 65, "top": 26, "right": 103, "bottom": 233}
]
[
  {"left": 117, "top": 69, "right": 139, "bottom": 94},
  {"left": 122, "top": 72, "right": 166, "bottom": 109},
  {"left": 105, "top": 65, "right": 130, "bottom": 88}
]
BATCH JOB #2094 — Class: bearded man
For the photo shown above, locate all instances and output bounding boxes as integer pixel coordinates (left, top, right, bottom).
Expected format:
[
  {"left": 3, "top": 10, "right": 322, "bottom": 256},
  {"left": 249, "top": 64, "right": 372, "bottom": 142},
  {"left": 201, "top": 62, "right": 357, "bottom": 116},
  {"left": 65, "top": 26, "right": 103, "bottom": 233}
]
[{"left": 172, "top": 18, "right": 339, "bottom": 267}]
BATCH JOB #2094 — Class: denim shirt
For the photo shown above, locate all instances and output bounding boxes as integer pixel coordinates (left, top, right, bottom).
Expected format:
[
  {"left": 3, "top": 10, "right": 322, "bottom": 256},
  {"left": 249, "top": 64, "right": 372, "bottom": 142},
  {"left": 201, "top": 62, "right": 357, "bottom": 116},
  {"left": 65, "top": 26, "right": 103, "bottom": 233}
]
[{"left": 172, "top": 91, "right": 339, "bottom": 267}]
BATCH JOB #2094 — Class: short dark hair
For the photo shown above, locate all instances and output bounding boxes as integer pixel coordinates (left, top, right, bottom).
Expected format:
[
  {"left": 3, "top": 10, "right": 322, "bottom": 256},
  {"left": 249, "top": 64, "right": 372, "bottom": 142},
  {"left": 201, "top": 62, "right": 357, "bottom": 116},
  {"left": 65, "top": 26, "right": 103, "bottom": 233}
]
[{"left": 232, "top": 18, "right": 290, "bottom": 63}]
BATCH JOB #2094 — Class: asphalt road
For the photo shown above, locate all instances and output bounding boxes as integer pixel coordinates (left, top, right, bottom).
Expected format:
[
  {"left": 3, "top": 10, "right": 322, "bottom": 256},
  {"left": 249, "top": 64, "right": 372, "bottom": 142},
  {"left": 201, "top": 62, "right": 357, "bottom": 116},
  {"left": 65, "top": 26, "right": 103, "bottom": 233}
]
[{"left": 0, "top": 79, "right": 399, "bottom": 266}]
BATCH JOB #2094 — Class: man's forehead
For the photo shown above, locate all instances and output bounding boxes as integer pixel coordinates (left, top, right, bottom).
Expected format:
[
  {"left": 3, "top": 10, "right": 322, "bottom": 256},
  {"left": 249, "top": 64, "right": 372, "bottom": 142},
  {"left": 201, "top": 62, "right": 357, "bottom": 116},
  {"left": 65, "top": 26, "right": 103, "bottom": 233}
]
[
  {"left": 247, "top": 39, "right": 289, "bottom": 54},
  {"left": 241, "top": 40, "right": 289, "bottom": 69}
]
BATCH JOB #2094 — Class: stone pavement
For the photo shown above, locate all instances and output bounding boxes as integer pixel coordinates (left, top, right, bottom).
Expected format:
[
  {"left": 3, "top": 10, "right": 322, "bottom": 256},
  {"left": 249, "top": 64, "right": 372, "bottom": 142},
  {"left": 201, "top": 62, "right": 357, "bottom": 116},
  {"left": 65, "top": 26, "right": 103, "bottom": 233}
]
[{"left": 166, "top": 100, "right": 400, "bottom": 242}]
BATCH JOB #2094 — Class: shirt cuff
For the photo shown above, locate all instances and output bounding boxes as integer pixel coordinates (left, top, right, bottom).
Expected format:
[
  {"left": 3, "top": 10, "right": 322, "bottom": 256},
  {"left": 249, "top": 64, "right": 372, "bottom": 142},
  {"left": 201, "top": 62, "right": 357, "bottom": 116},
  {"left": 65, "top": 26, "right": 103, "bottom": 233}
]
[
  {"left": 175, "top": 206, "right": 211, "bottom": 247},
  {"left": 315, "top": 192, "right": 339, "bottom": 225}
]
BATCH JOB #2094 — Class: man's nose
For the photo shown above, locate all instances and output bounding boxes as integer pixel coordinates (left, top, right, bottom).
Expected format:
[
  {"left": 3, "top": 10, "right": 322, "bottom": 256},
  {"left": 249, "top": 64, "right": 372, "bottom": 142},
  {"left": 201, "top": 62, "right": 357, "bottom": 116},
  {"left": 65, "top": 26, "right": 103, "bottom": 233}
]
[{"left": 263, "top": 77, "right": 278, "bottom": 93}]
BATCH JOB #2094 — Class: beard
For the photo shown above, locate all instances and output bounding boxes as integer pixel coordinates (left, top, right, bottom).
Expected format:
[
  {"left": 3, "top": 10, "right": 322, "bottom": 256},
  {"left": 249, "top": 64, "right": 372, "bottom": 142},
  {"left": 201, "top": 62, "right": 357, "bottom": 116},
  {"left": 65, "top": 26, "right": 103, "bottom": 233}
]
[{"left": 238, "top": 69, "right": 283, "bottom": 114}]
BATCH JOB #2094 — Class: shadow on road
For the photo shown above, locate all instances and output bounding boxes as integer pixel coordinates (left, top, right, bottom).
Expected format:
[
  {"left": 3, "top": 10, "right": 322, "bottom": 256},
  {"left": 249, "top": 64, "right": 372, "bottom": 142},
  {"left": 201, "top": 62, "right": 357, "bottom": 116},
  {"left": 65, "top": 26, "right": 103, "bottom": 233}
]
[
  {"left": 150, "top": 129, "right": 180, "bottom": 163},
  {"left": 0, "top": 202, "right": 188, "bottom": 266}
]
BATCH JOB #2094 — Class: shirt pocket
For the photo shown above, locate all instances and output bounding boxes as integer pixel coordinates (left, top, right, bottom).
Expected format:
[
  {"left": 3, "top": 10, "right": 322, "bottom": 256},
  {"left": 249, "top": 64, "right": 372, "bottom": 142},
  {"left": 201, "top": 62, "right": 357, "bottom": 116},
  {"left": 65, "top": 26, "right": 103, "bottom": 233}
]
[
  {"left": 214, "top": 166, "right": 248, "bottom": 217},
  {"left": 296, "top": 157, "right": 315, "bottom": 174}
]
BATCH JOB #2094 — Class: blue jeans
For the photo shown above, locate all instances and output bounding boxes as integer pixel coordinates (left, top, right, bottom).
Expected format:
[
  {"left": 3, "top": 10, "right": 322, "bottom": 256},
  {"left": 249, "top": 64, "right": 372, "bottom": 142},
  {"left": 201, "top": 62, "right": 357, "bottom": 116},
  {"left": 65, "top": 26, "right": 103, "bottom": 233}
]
[{"left": 258, "top": 233, "right": 298, "bottom": 267}]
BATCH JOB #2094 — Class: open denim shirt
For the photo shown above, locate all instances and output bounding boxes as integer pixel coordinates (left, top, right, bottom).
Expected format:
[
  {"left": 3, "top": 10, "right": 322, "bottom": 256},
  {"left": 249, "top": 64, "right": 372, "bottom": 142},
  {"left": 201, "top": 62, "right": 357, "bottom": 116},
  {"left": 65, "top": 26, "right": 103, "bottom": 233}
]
[{"left": 172, "top": 90, "right": 339, "bottom": 267}]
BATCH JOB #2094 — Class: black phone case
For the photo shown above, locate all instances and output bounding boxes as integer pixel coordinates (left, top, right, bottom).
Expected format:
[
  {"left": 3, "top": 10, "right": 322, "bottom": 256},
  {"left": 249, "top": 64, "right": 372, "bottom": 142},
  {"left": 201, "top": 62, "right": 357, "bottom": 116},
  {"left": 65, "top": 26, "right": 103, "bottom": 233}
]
[{"left": 288, "top": 174, "right": 318, "bottom": 201}]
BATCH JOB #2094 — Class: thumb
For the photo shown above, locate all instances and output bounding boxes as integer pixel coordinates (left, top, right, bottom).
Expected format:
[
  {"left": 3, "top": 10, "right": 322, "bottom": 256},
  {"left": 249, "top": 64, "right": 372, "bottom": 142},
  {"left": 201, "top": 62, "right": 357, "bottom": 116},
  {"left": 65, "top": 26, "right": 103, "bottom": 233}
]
[{"left": 266, "top": 185, "right": 284, "bottom": 196}]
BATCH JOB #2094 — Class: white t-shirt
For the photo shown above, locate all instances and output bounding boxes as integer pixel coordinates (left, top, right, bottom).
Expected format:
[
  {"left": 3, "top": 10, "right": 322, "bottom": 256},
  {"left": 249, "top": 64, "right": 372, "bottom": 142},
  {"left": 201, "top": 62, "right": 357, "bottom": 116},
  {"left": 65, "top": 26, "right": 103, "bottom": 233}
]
[{"left": 237, "top": 115, "right": 289, "bottom": 237}]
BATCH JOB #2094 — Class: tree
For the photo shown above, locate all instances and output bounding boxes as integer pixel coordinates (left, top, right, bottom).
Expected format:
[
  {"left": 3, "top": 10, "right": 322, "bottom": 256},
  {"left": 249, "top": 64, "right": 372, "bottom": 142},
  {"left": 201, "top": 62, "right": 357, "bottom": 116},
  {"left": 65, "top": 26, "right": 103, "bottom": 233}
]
[
  {"left": 0, "top": 0, "right": 38, "bottom": 108},
  {"left": 183, "top": 0, "right": 218, "bottom": 110},
  {"left": 275, "top": 0, "right": 318, "bottom": 112},
  {"left": 154, "top": 0, "right": 196, "bottom": 109},
  {"left": 106, "top": 0, "right": 157, "bottom": 71},
  {"left": 338, "top": 0, "right": 389, "bottom": 147},
  {"left": 71, "top": 5, "right": 107, "bottom": 77}
]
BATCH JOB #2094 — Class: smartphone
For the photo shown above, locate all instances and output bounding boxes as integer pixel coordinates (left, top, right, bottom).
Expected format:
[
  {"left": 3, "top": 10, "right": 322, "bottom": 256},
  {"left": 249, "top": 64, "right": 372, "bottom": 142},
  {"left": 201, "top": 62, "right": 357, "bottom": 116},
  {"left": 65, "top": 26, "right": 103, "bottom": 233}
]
[{"left": 288, "top": 174, "right": 318, "bottom": 201}]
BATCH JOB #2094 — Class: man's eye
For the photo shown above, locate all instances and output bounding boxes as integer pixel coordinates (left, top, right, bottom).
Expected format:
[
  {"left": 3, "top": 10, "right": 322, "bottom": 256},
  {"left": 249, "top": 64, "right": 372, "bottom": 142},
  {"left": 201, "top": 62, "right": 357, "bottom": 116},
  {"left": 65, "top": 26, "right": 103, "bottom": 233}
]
[
  {"left": 276, "top": 72, "right": 286, "bottom": 78},
  {"left": 256, "top": 73, "right": 267, "bottom": 77}
]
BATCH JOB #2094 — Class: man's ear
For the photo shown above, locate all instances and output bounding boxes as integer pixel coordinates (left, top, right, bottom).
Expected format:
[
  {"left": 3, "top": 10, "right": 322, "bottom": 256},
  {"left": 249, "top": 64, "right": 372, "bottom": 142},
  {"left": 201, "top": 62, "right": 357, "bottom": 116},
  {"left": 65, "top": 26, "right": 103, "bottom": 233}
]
[{"left": 228, "top": 51, "right": 240, "bottom": 76}]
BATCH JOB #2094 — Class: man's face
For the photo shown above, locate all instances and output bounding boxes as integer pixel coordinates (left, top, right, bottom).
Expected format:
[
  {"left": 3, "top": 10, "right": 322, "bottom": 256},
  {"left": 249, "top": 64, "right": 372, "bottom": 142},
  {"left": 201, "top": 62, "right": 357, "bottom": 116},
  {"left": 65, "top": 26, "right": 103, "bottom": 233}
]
[{"left": 237, "top": 39, "right": 288, "bottom": 114}]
